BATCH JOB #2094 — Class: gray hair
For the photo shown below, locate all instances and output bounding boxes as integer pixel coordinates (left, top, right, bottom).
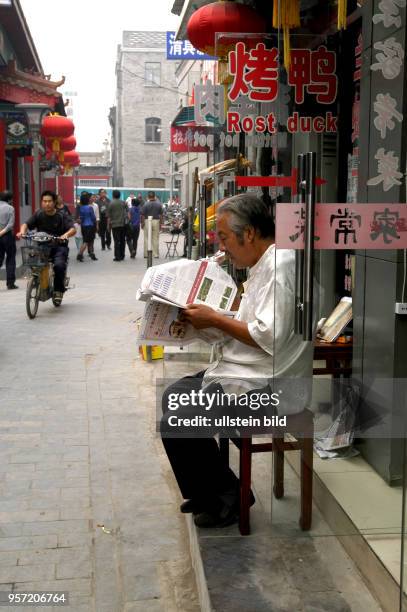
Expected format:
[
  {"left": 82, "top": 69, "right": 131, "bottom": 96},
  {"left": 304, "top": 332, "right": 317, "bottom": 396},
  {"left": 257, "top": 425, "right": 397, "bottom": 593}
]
[{"left": 217, "top": 193, "right": 275, "bottom": 240}]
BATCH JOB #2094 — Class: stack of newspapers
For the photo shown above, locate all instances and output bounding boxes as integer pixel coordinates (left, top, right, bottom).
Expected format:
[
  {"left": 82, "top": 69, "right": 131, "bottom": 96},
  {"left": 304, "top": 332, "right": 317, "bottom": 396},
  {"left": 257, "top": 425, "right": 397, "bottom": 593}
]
[{"left": 136, "top": 258, "right": 237, "bottom": 346}]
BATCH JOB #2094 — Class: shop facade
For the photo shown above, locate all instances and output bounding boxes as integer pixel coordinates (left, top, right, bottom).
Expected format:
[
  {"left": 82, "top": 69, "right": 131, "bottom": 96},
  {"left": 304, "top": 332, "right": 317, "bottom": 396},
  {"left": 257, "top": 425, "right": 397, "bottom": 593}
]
[
  {"left": 0, "top": 0, "right": 65, "bottom": 229},
  {"left": 170, "top": 1, "right": 407, "bottom": 610}
]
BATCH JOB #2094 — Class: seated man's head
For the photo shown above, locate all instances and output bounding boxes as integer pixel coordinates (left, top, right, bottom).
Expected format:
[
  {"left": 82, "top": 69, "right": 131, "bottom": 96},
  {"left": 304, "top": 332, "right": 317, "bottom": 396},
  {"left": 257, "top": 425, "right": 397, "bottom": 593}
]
[
  {"left": 41, "top": 190, "right": 57, "bottom": 215},
  {"left": 217, "top": 194, "right": 275, "bottom": 269}
]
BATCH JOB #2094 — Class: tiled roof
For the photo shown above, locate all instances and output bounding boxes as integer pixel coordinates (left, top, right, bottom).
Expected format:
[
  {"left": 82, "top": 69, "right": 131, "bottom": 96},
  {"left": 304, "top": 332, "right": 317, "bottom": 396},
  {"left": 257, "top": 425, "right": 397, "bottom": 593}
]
[{"left": 123, "top": 31, "right": 167, "bottom": 48}]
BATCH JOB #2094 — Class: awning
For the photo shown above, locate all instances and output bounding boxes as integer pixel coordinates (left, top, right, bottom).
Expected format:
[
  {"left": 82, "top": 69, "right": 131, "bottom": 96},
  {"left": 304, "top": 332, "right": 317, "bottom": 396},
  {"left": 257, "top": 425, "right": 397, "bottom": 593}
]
[{"left": 171, "top": 105, "right": 195, "bottom": 126}]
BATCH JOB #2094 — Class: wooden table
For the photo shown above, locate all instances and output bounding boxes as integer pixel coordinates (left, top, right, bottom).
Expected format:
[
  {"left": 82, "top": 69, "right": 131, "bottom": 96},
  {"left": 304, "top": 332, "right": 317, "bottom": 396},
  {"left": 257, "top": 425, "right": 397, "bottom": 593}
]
[{"left": 313, "top": 339, "right": 353, "bottom": 377}]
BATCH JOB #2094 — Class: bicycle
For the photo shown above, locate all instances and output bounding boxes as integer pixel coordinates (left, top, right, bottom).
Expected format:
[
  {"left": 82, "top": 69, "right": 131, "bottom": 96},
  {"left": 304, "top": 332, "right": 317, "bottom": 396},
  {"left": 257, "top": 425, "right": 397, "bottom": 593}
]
[{"left": 21, "top": 232, "right": 70, "bottom": 320}]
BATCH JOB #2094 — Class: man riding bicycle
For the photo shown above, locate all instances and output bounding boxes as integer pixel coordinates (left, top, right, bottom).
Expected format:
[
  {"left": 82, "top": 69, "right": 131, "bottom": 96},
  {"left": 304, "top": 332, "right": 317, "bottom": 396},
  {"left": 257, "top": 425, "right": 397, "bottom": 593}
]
[{"left": 17, "top": 190, "right": 76, "bottom": 304}]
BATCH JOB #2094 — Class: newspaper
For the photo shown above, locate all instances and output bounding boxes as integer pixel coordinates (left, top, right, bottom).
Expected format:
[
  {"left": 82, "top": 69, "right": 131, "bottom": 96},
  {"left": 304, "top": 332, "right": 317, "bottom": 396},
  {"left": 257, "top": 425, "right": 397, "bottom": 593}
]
[
  {"left": 137, "top": 258, "right": 237, "bottom": 310},
  {"left": 317, "top": 297, "right": 352, "bottom": 343},
  {"left": 136, "top": 258, "right": 237, "bottom": 346}
]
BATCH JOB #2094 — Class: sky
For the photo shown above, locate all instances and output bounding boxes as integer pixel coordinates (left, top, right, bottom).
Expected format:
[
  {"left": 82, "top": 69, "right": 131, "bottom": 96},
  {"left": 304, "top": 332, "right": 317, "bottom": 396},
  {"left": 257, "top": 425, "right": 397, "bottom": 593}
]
[{"left": 19, "top": 0, "right": 180, "bottom": 151}]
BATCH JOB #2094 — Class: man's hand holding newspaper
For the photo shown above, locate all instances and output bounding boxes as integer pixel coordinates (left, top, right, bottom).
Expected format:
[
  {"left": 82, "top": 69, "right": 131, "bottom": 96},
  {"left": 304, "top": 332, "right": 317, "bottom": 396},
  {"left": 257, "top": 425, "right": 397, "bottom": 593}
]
[{"left": 136, "top": 257, "right": 238, "bottom": 346}]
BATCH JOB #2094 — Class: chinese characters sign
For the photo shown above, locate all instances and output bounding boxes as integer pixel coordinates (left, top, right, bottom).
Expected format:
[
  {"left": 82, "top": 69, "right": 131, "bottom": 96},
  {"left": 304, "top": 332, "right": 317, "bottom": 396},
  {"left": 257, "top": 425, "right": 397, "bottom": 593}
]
[
  {"left": 194, "top": 42, "right": 339, "bottom": 135},
  {"left": 170, "top": 126, "right": 211, "bottom": 152},
  {"left": 166, "top": 32, "right": 214, "bottom": 60},
  {"left": 1, "top": 112, "right": 29, "bottom": 147},
  {"left": 276, "top": 203, "right": 407, "bottom": 249}
]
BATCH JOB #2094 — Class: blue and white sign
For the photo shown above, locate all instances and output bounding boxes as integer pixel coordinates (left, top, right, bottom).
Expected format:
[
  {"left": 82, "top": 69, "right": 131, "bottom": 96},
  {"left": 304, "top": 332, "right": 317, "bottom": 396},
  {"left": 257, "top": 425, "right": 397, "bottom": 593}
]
[{"left": 166, "top": 32, "right": 215, "bottom": 60}]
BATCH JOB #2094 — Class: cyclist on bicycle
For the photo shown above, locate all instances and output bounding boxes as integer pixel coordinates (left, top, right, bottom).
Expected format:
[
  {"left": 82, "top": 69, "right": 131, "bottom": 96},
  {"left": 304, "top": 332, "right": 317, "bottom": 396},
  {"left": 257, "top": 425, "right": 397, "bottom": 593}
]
[{"left": 17, "top": 190, "right": 76, "bottom": 304}]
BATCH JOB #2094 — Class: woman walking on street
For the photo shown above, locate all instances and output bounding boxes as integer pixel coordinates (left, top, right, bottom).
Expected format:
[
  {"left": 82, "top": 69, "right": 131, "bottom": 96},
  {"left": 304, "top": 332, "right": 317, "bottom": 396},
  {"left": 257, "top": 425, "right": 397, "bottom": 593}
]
[
  {"left": 127, "top": 196, "right": 141, "bottom": 258},
  {"left": 77, "top": 192, "right": 97, "bottom": 261}
]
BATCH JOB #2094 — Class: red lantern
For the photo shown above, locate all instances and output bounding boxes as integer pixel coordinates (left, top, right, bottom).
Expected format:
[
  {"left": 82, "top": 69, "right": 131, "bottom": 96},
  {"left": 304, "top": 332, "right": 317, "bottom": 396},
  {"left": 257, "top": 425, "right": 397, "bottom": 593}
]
[
  {"left": 41, "top": 114, "right": 75, "bottom": 154},
  {"left": 61, "top": 150, "right": 80, "bottom": 174},
  {"left": 56, "top": 135, "right": 77, "bottom": 162},
  {"left": 187, "top": 0, "right": 266, "bottom": 56}
]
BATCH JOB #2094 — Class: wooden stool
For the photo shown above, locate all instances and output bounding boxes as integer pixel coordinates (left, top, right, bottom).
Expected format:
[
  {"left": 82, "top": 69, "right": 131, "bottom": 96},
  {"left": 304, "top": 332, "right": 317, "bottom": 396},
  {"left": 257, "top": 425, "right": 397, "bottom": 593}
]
[{"left": 219, "top": 409, "right": 314, "bottom": 536}]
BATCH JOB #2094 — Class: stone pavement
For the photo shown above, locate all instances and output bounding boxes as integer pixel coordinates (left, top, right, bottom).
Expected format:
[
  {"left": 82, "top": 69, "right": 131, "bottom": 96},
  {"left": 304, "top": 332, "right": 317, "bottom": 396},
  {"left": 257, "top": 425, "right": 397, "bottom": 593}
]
[{"left": 0, "top": 234, "right": 200, "bottom": 612}]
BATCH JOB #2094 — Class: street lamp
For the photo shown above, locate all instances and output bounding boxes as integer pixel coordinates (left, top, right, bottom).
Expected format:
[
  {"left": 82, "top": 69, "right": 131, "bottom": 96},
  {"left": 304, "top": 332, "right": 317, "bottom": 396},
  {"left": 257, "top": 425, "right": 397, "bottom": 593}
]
[{"left": 16, "top": 103, "right": 50, "bottom": 210}]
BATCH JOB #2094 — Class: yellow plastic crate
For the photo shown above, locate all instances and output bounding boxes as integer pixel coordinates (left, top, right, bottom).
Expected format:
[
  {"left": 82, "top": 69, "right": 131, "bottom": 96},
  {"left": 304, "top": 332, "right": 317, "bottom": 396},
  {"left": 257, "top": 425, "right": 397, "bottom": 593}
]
[{"left": 140, "top": 345, "right": 164, "bottom": 361}]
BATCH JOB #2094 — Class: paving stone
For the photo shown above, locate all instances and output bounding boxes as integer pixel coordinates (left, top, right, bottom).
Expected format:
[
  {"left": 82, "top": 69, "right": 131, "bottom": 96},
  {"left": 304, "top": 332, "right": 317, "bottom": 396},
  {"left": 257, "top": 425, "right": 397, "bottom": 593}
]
[
  {"left": 0, "top": 563, "right": 55, "bottom": 582},
  {"left": 0, "top": 536, "right": 58, "bottom": 551}
]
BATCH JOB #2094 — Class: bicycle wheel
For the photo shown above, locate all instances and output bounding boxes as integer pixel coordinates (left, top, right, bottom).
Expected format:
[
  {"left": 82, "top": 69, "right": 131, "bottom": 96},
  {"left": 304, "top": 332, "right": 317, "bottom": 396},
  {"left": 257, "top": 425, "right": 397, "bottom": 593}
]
[{"left": 26, "top": 276, "right": 40, "bottom": 319}]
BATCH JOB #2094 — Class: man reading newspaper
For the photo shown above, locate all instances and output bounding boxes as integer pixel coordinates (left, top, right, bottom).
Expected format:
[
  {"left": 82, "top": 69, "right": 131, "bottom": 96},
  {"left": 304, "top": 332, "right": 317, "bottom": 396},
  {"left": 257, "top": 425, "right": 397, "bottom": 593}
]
[{"left": 160, "top": 194, "right": 313, "bottom": 528}]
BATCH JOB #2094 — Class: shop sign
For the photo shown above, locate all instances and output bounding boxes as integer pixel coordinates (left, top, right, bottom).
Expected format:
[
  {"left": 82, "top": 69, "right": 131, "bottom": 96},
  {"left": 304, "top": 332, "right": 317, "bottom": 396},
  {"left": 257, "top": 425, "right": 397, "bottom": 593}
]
[
  {"left": 194, "top": 43, "right": 338, "bottom": 137},
  {"left": 1, "top": 112, "right": 29, "bottom": 146},
  {"left": 373, "top": 1, "right": 406, "bottom": 29},
  {"left": 367, "top": 30, "right": 405, "bottom": 194},
  {"left": 166, "top": 32, "right": 214, "bottom": 60},
  {"left": 276, "top": 203, "right": 407, "bottom": 249},
  {"left": 170, "top": 125, "right": 211, "bottom": 152}
]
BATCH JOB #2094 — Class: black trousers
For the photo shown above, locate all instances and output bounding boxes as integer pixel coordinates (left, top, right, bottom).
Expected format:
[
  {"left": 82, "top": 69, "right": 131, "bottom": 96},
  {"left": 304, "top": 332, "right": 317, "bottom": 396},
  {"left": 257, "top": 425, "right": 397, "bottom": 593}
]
[
  {"left": 126, "top": 225, "right": 140, "bottom": 255},
  {"left": 160, "top": 372, "right": 239, "bottom": 511},
  {"left": 0, "top": 231, "right": 17, "bottom": 287},
  {"left": 99, "top": 217, "right": 111, "bottom": 249},
  {"left": 50, "top": 245, "right": 69, "bottom": 293},
  {"left": 112, "top": 226, "right": 126, "bottom": 260}
]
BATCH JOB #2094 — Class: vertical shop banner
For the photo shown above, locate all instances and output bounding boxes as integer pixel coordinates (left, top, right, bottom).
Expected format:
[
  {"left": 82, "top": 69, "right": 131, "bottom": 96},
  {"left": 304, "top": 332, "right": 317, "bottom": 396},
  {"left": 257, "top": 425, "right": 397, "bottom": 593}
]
[
  {"left": 366, "top": 9, "right": 405, "bottom": 195},
  {"left": 276, "top": 203, "right": 407, "bottom": 249}
]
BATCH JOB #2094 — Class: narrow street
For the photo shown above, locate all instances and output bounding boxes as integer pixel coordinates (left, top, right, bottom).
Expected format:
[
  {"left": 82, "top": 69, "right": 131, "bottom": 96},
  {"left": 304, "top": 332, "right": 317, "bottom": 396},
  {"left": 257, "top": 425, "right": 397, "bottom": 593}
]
[{"left": 0, "top": 236, "right": 200, "bottom": 612}]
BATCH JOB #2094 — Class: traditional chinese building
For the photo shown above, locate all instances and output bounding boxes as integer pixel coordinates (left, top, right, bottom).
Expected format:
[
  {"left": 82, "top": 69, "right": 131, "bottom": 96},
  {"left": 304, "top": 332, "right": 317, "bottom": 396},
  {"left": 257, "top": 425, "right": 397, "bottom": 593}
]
[
  {"left": 0, "top": 0, "right": 65, "bottom": 228},
  {"left": 111, "top": 31, "right": 178, "bottom": 189}
]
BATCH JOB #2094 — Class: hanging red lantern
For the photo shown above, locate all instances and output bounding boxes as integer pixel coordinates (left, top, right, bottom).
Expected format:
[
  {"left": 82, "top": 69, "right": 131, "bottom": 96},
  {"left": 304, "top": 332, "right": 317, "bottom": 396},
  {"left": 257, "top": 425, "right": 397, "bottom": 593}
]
[
  {"left": 41, "top": 114, "right": 75, "bottom": 154},
  {"left": 187, "top": 0, "right": 266, "bottom": 57},
  {"left": 56, "top": 135, "right": 77, "bottom": 162},
  {"left": 61, "top": 150, "right": 80, "bottom": 174}
]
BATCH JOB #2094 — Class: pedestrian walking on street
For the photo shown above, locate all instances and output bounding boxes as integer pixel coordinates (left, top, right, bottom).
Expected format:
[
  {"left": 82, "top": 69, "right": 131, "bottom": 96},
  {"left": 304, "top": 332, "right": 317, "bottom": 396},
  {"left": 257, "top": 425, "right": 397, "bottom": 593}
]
[
  {"left": 127, "top": 197, "right": 141, "bottom": 258},
  {"left": 77, "top": 192, "right": 97, "bottom": 262},
  {"left": 96, "top": 188, "right": 111, "bottom": 250},
  {"left": 56, "top": 195, "right": 73, "bottom": 218},
  {"left": 141, "top": 191, "right": 163, "bottom": 258},
  {"left": 0, "top": 190, "right": 18, "bottom": 290},
  {"left": 108, "top": 189, "right": 127, "bottom": 261},
  {"left": 89, "top": 193, "right": 100, "bottom": 255}
]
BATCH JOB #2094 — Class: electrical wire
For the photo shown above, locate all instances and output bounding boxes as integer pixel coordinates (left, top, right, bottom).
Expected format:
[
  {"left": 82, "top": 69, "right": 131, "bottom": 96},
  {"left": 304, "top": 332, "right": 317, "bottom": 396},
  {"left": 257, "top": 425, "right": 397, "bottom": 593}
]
[{"left": 121, "top": 66, "right": 189, "bottom": 97}]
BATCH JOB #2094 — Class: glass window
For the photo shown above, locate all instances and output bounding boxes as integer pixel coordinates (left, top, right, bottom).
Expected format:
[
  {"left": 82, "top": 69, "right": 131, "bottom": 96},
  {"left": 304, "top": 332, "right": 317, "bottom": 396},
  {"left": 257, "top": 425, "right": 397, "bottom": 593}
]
[
  {"left": 145, "top": 62, "right": 161, "bottom": 87},
  {"left": 145, "top": 117, "right": 161, "bottom": 143}
]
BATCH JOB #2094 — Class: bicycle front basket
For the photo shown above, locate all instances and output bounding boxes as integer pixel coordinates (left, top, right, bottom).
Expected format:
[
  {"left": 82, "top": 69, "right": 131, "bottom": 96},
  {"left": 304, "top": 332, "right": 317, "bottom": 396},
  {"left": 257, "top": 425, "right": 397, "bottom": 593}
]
[{"left": 21, "top": 245, "right": 51, "bottom": 267}]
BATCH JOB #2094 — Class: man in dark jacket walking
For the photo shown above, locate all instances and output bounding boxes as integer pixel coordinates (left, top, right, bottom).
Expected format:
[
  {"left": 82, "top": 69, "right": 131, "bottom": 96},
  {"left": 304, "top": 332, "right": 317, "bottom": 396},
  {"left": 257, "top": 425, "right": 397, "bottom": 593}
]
[
  {"left": 108, "top": 189, "right": 127, "bottom": 261},
  {"left": 0, "top": 190, "right": 17, "bottom": 289},
  {"left": 96, "top": 188, "right": 111, "bottom": 250}
]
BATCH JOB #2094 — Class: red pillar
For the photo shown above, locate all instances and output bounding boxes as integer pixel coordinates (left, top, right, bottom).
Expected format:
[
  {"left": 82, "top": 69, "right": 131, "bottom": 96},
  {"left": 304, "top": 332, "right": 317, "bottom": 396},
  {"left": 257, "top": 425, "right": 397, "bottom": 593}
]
[
  {"left": 0, "top": 120, "right": 6, "bottom": 191},
  {"left": 12, "top": 150, "right": 20, "bottom": 233}
]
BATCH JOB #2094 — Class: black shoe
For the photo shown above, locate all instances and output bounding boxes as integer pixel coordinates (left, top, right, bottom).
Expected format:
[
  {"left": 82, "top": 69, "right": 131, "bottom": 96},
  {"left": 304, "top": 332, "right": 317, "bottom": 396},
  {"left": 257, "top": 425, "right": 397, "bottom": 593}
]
[
  {"left": 89, "top": 254, "right": 98, "bottom": 260},
  {"left": 7, "top": 284, "right": 18, "bottom": 290},
  {"left": 113, "top": 258, "right": 120, "bottom": 261},
  {"left": 107, "top": 246, "right": 111, "bottom": 250},
  {"left": 180, "top": 499, "right": 204, "bottom": 514},
  {"left": 194, "top": 506, "right": 238, "bottom": 528},
  {"left": 77, "top": 254, "right": 84, "bottom": 262},
  {"left": 101, "top": 247, "right": 106, "bottom": 251}
]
